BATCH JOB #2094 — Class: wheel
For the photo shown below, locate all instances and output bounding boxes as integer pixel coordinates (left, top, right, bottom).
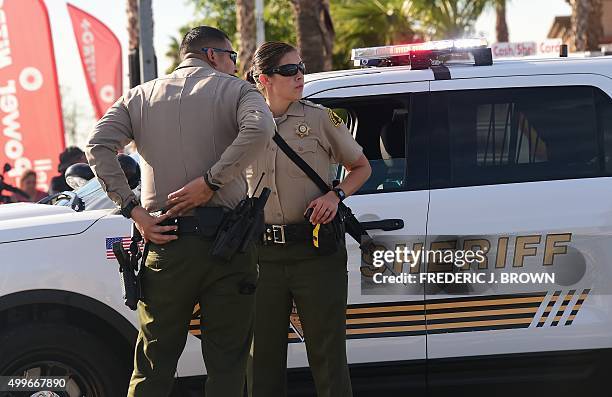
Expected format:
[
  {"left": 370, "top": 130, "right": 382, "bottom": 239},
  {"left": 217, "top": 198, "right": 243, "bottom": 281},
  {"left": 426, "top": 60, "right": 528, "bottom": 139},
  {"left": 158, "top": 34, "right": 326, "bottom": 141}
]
[{"left": 0, "top": 323, "right": 131, "bottom": 397}]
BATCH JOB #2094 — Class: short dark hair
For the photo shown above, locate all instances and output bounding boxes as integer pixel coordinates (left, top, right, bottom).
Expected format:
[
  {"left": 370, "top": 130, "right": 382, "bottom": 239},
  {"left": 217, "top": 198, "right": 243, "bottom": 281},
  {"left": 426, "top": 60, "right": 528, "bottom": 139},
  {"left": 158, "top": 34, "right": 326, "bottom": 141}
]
[
  {"left": 59, "top": 146, "right": 84, "bottom": 163},
  {"left": 58, "top": 146, "right": 85, "bottom": 173},
  {"left": 179, "top": 26, "right": 231, "bottom": 59}
]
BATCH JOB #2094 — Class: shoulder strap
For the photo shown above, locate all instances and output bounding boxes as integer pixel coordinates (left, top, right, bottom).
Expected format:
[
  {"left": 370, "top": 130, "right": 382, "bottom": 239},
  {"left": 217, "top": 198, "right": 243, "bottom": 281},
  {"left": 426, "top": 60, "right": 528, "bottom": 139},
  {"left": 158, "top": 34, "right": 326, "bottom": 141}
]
[
  {"left": 273, "top": 132, "right": 331, "bottom": 194},
  {"left": 273, "top": 132, "right": 374, "bottom": 248}
]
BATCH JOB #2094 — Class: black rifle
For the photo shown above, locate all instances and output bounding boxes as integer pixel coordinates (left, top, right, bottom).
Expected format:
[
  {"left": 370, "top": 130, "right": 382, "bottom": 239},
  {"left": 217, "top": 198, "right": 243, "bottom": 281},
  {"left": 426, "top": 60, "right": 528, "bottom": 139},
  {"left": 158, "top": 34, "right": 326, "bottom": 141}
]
[
  {"left": 211, "top": 174, "right": 270, "bottom": 261},
  {"left": 113, "top": 224, "right": 147, "bottom": 310}
]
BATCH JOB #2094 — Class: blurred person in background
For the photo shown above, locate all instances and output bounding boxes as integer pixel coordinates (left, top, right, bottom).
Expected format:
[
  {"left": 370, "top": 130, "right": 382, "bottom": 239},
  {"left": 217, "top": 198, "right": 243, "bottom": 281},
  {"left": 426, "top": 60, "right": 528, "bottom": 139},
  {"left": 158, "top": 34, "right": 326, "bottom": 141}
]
[
  {"left": 49, "top": 146, "right": 88, "bottom": 195},
  {"left": 11, "top": 170, "right": 47, "bottom": 202}
]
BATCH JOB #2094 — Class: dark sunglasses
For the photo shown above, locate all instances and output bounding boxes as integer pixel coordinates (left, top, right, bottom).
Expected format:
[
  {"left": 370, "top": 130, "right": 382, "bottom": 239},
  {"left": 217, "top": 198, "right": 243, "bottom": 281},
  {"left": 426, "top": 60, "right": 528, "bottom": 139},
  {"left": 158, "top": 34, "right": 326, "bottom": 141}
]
[
  {"left": 263, "top": 62, "right": 306, "bottom": 77},
  {"left": 202, "top": 47, "right": 238, "bottom": 64}
]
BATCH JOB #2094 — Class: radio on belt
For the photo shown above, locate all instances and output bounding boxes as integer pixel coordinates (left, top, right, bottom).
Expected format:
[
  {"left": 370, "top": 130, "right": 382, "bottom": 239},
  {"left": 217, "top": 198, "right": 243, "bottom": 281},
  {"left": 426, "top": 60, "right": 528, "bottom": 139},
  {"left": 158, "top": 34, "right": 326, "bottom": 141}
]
[{"left": 351, "top": 38, "right": 493, "bottom": 70}]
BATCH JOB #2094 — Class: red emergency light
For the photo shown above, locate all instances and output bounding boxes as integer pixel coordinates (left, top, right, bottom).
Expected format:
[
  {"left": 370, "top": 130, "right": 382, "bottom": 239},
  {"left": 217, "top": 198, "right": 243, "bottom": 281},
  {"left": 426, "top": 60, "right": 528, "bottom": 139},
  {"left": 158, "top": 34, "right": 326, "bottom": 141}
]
[{"left": 351, "top": 39, "right": 493, "bottom": 70}]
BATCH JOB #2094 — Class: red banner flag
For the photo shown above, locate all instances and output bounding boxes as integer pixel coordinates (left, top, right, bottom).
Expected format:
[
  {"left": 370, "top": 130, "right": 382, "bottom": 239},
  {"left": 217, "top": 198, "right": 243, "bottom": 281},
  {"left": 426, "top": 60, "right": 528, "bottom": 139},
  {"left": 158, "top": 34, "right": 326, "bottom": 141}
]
[
  {"left": 0, "top": 0, "right": 65, "bottom": 192},
  {"left": 67, "top": 3, "right": 122, "bottom": 120}
]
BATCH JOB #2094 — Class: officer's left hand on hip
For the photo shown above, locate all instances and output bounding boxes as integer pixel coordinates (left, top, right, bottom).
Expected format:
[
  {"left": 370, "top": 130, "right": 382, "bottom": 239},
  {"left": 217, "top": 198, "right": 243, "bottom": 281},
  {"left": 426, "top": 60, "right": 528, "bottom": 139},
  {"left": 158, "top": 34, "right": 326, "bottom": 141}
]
[
  {"left": 166, "top": 176, "right": 214, "bottom": 216},
  {"left": 305, "top": 191, "right": 339, "bottom": 225}
]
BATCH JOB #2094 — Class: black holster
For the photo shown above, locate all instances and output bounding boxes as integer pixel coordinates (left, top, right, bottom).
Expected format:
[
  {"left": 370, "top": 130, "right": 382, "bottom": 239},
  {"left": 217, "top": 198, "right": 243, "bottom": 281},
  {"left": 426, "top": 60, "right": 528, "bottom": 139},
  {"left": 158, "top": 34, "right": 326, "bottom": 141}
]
[{"left": 113, "top": 224, "right": 147, "bottom": 310}]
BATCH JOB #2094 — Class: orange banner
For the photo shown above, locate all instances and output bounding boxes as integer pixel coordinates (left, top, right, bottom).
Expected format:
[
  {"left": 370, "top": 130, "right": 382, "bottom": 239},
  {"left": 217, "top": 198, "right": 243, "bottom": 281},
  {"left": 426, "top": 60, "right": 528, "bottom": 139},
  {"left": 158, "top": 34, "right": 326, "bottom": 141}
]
[
  {"left": 0, "top": 0, "right": 65, "bottom": 192},
  {"left": 68, "top": 3, "right": 122, "bottom": 119}
]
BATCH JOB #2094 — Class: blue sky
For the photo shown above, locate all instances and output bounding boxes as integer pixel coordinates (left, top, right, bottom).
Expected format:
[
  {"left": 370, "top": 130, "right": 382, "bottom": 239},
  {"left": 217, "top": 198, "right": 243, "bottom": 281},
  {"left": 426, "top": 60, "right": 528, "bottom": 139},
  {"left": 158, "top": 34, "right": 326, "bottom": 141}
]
[{"left": 43, "top": 0, "right": 572, "bottom": 146}]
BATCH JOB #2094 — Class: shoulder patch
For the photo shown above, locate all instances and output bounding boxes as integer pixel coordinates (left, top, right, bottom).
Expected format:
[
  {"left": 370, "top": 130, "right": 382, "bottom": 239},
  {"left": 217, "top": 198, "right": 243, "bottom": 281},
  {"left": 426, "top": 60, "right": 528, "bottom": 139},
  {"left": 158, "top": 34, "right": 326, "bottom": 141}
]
[{"left": 327, "top": 108, "right": 343, "bottom": 128}]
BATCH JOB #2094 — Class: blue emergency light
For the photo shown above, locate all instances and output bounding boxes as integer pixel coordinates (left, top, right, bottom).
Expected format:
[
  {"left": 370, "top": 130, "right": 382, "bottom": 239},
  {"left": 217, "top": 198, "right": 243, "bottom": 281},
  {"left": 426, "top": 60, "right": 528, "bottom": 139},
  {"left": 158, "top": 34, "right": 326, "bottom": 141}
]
[{"left": 351, "top": 38, "right": 493, "bottom": 70}]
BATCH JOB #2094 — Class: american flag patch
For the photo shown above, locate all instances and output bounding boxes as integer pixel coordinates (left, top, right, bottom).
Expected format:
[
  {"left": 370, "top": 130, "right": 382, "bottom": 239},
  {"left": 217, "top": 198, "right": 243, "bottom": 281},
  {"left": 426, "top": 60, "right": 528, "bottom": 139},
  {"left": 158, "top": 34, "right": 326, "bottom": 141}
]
[{"left": 105, "top": 237, "right": 132, "bottom": 260}]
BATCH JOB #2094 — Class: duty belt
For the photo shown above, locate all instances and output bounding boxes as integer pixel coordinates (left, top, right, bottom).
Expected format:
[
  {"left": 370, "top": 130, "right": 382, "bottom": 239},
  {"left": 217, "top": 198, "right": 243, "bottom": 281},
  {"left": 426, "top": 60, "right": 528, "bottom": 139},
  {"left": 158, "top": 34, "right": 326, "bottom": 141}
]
[
  {"left": 262, "top": 223, "right": 312, "bottom": 245},
  {"left": 160, "top": 216, "right": 202, "bottom": 235}
]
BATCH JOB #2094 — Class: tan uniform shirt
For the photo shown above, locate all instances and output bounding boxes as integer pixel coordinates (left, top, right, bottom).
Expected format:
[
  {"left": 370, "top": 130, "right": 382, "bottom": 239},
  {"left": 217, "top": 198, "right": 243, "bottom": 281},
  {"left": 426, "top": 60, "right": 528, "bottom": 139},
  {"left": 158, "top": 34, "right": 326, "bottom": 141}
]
[
  {"left": 249, "top": 100, "right": 363, "bottom": 225},
  {"left": 86, "top": 58, "right": 275, "bottom": 212}
]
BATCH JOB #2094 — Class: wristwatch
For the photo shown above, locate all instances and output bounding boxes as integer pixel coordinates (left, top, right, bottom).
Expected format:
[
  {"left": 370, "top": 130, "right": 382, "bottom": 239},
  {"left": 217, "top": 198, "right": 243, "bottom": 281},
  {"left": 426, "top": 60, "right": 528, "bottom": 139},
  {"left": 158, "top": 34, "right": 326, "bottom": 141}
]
[
  {"left": 120, "top": 199, "right": 139, "bottom": 219},
  {"left": 204, "top": 173, "right": 220, "bottom": 192},
  {"left": 332, "top": 187, "right": 346, "bottom": 202}
]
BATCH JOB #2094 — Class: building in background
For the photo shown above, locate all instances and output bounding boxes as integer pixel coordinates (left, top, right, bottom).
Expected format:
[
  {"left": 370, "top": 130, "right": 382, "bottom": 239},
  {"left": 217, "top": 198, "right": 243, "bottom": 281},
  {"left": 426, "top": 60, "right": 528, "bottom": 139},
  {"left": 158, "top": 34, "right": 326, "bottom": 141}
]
[{"left": 548, "top": 0, "right": 612, "bottom": 52}]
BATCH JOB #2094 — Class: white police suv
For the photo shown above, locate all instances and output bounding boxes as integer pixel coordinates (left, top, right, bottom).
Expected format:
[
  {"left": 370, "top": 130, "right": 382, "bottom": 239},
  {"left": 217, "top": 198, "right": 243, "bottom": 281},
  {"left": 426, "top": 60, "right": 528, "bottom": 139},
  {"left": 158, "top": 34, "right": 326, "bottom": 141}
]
[{"left": 1, "top": 39, "right": 612, "bottom": 396}]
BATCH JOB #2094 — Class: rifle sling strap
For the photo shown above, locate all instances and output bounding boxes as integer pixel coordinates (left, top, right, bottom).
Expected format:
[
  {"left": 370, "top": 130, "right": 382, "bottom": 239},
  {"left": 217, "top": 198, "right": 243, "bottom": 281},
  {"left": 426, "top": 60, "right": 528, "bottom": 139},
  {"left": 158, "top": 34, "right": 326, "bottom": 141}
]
[{"left": 272, "top": 132, "right": 372, "bottom": 247}]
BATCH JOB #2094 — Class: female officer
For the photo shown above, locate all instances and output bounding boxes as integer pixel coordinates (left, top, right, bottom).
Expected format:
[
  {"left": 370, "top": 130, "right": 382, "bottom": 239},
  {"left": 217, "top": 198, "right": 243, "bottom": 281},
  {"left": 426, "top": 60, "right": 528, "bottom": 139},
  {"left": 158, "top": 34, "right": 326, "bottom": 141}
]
[{"left": 246, "top": 42, "right": 371, "bottom": 397}]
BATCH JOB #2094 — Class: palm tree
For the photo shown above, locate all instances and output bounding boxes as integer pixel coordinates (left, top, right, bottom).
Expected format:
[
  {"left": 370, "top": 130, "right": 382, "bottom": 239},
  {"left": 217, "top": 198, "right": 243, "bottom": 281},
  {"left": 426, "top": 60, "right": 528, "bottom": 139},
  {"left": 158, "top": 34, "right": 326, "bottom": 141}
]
[
  {"left": 407, "top": 0, "right": 490, "bottom": 40},
  {"left": 567, "top": 0, "right": 602, "bottom": 51},
  {"left": 126, "top": 0, "right": 140, "bottom": 87},
  {"left": 127, "top": 0, "right": 138, "bottom": 50},
  {"left": 236, "top": 0, "right": 256, "bottom": 77},
  {"left": 291, "top": 0, "right": 335, "bottom": 73},
  {"left": 164, "top": 0, "right": 297, "bottom": 74},
  {"left": 333, "top": 0, "right": 417, "bottom": 47},
  {"left": 586, "top": 0, "right": 603, "bottom": 51},
  {"left": 264, "top": 0, "right": 297, "bottom": 45},
  {"left": 495, "top": 0, "right": 509, "bottom": 42},
  {"left": 331, "top": 0, "right": 418, "bottom": 70},
  {"left": 165, "top": 26, "right": 191, "bottom": 74}
]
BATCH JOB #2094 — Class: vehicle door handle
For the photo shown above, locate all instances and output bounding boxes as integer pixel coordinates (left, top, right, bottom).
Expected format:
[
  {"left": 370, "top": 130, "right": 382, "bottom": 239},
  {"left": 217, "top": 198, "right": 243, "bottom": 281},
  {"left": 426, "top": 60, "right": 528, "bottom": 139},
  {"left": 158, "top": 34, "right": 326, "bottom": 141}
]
[{"left": 361, "top": 219, "right": 404, "bottom": 231}]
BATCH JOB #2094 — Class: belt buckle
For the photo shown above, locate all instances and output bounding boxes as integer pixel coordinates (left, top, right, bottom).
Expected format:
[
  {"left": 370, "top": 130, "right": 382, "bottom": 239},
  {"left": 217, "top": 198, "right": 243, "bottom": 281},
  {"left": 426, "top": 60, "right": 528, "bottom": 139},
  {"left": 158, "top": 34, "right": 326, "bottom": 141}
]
[{"left": 272, "top": 225, "right": 286, "bottom": 244}]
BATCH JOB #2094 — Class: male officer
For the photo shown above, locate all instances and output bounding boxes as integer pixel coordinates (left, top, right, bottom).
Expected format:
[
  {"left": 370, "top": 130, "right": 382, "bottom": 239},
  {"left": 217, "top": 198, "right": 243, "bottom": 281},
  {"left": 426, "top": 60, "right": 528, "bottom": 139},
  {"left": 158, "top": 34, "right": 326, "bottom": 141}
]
[{"left": 86, "top": 26, "right": 275, "bottom": 397}]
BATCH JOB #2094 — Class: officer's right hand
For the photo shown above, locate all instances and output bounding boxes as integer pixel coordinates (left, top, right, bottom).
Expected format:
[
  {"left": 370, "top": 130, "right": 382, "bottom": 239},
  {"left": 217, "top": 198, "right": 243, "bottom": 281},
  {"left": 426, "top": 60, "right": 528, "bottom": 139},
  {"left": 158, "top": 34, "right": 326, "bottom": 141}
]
[
  {"left": 131, "top": 207, "right": 178, "bottom": 245},
  {"left": 165, "top": 176, "right": 214, "bottom": 217}
]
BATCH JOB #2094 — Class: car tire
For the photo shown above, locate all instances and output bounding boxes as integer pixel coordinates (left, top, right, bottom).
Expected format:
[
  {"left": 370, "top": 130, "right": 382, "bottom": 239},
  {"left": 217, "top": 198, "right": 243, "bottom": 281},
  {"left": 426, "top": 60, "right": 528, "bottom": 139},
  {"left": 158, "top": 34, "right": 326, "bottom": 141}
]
[{"left": 0, "top": 323, "right": 131, "bottom": 397}]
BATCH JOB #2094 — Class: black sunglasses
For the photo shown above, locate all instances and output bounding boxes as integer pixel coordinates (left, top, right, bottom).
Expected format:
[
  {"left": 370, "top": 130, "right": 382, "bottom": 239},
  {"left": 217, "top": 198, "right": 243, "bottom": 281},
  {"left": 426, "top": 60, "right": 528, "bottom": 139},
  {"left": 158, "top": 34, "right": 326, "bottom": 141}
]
[
  {"left": 202, "top": 47, "right": 238, "bottom": 64},
  {"left": 263, "top": 62, "right": 306, "bottom": 77}
]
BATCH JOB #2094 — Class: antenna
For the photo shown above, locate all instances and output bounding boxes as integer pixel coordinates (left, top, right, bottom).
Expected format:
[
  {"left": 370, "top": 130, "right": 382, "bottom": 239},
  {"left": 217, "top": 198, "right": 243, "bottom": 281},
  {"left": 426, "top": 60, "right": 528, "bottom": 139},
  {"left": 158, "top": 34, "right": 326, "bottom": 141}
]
[{"left": 253, "top": 172, "right": 266, "bottom": 195}]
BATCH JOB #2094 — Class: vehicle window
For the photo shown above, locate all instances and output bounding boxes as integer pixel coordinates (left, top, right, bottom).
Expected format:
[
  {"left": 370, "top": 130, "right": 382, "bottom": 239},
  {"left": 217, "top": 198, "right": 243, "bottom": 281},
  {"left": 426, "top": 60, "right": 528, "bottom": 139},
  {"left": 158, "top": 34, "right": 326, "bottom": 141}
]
[
  {"left": 444, "top": 86, "right": 602, "bottom": 187},
  {"left": 597, "top": 89, "right": 612, "bottom": 172},
  {"left": 314, "top": 93, "right": 428, "bottom": 194}
]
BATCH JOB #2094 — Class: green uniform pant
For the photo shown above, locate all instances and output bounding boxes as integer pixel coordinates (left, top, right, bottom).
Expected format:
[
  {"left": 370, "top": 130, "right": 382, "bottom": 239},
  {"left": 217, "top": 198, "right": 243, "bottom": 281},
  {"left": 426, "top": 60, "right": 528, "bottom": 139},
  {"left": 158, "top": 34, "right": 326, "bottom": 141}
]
[
  {"left": 250, "top": 241, "right": 352, "bottom": 397},
  {"left": 127, "top": 235, "right": 257, "bottom": 397}
]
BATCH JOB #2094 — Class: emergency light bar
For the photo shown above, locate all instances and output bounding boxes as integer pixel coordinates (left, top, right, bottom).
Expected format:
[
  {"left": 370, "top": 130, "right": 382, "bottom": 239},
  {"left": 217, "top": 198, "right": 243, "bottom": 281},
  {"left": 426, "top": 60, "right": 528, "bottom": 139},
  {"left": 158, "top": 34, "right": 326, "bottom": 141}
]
[{"left": 351, "top": 38, "right": 493, "bottom": 70}]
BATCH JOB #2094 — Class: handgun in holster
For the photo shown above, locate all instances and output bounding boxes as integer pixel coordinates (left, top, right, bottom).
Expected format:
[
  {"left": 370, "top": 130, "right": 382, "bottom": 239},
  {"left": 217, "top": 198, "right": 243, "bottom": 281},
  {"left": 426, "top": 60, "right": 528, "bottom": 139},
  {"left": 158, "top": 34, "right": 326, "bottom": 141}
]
[{"left": 113, "top": 224, "right": 148, "bottom": 310}]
